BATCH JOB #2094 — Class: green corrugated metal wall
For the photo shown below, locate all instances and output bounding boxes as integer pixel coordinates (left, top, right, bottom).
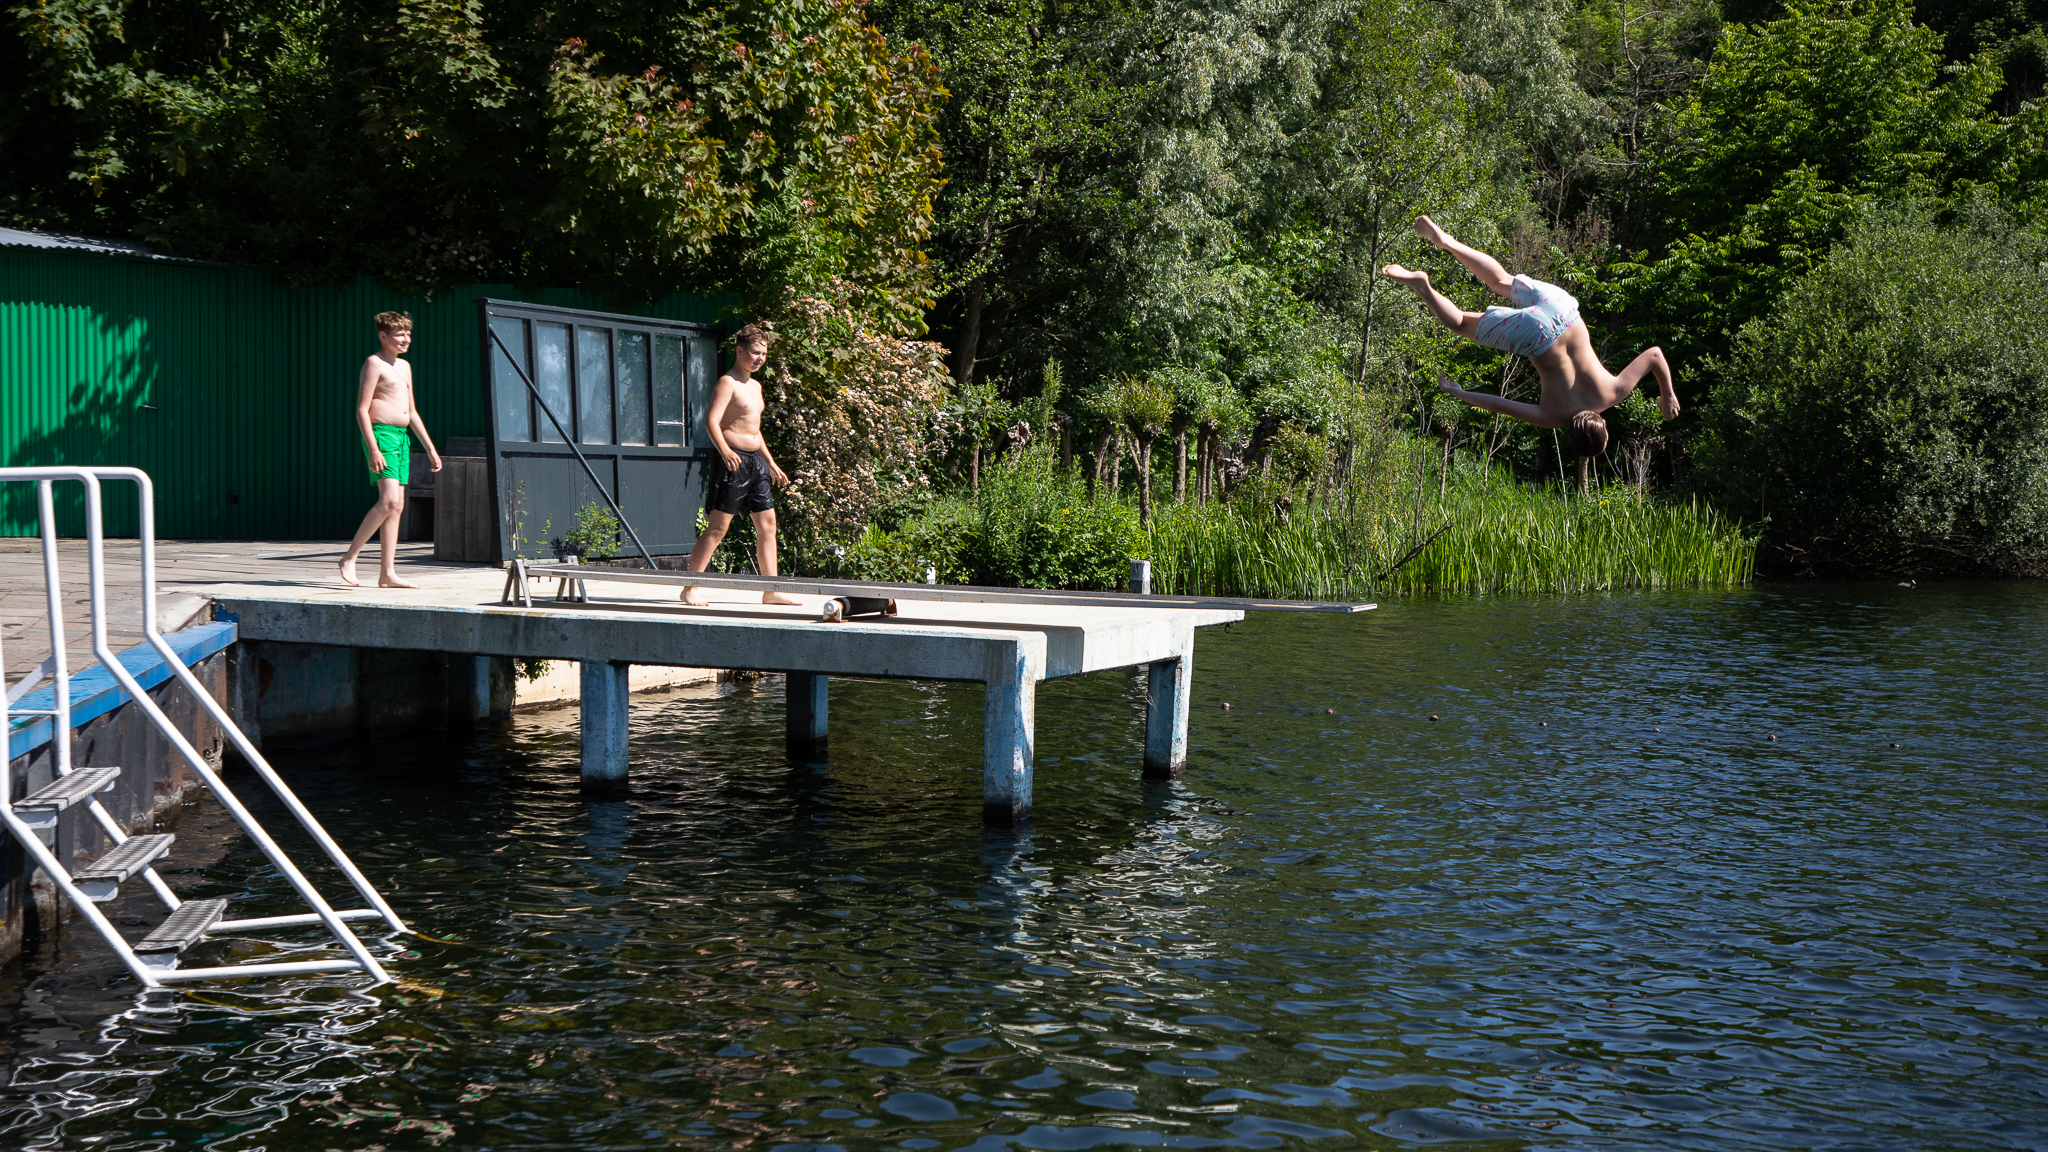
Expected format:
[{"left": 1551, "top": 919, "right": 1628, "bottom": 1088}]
[{"left": 1, "top": 244, "right": 728, "bottom": 538}]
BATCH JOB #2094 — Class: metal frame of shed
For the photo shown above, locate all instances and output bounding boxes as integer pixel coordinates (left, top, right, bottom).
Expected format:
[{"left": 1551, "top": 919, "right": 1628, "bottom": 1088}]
[{"left": 478, "top": 299, "right": 724, "bottom": 563}]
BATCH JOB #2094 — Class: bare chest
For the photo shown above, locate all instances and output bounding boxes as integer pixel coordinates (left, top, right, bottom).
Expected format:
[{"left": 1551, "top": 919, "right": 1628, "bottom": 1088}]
[
  {"left": 373, "top": 363, "right": 413, "bottom": 404},
  {"left": 722, "top": 381, "right": 764, "bottom": 423}
]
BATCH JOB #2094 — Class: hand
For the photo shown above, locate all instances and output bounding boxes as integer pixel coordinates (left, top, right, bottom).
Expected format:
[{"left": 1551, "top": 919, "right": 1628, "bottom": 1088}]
[
  {"left": 368, "top": 450, "right": 385, "bottom": 474},
  {"left": 769, "top": 463, "right": 790, "bottom": 486},
  {"left": 428, "top": 453, "right": 443, "bottom": 473},
  {"left": 721, "top": 448, "right": 742, "bottom": 471},
  {"left": 1659, "top": 389, "right": 1681, "bottom": 420},
  {"left": 1436, "top": 376, "right": 1461, "bottom": 396}
]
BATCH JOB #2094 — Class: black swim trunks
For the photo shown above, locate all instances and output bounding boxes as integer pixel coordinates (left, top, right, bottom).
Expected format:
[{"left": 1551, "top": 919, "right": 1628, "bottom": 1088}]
[{"left": 707, "top": 449, "right": 775, "bottom": 515}]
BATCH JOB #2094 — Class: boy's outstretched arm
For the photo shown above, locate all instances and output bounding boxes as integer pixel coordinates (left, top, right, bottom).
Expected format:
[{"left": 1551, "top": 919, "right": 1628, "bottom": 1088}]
[
  {"left": 1437, "top": 378, "right": 1565, "bottom": 429},
  {"left": 1601, "top": 347, "right": 1678, "bottom": 420}
]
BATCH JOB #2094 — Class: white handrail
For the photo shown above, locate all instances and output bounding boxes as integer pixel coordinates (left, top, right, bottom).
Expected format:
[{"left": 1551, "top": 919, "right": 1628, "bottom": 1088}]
[
  {"left": 39, "top": 480, "right": 185, "bottom": 913},
  {"left": 94, "top": 466, "right": 410, "bottom": 936},
  {"left": 0, "top": 466, "right": 394, "bottom": 985}
]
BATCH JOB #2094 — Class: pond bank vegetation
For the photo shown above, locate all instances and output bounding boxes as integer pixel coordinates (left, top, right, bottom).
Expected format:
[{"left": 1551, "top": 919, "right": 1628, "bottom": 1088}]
[{"left": 822, "top": 428, "right": 1756, "bottom": 598}]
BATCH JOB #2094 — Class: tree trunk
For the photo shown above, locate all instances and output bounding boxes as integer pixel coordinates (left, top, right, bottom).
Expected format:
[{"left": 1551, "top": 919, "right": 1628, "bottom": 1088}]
[
  {"left": 1055, "top": 411, "right": 1074, "bottom": 472},
  {"left": 1354, "top": 203, "right": 1383, "bottom": 385},
  {"left": 952, "top": 283, "right": 985, "bottom": 386},
  {"left": 970, "top": 441, "right": 982, "bottom": 494},
  {"left": 1091, "top": 426, "right": 1114, "bottom": 497},
  {"left": 1198, "top": 420, "right": 1218, "bottom": 502},
  {"left": 1170, "top": 417, "right": 1190, "bottom": 502},
  {"left": 1134, "top": 427, "right": 1159, "bottom": 525}
]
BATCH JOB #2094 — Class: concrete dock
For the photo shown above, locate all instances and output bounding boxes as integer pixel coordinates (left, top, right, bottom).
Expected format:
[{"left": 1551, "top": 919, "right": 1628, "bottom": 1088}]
[
  {"left": 208, "top": 566, "right": 1237, "bottom": 823},
  {"left": 5, "top": 540, "right": 1241, "bottom": 823}
]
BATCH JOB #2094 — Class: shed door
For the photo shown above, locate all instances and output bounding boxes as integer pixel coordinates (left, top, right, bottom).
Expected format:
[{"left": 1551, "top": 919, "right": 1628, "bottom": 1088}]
[{"left": 479, "top": 299, "right": 721, "bottom": 561}]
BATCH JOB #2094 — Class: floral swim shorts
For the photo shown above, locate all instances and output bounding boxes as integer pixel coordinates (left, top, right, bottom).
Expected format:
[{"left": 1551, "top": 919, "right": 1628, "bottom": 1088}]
[{"left": 1473, "top": 275, "right": 1581, "bottom": 357}]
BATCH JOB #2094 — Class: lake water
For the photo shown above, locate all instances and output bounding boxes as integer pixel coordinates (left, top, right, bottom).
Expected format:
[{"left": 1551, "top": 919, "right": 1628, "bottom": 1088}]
[{"left": 2, "top": 583, "right": 2045, "bottom": 1150}]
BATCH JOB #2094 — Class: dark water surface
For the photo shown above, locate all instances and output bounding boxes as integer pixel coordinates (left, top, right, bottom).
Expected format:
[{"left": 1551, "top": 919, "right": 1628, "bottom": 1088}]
[{"left": 2, "top": 584, "right": 2045, "bottom": 1151}]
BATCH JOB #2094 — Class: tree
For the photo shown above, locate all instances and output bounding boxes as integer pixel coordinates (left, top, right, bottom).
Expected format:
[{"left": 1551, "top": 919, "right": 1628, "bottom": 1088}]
[
  {"left": 1584, "top": 0, "right": 2046, "bottom": 374},
  {"left": 1096, "top": 373, "right": 1174, "bottom": 524},
  {"left": 1697, "top": 202, "right": 2048, "bottom": 574},
  {"left": 761, "top": 283, "right": 954, "bottom": 552},
  {"left": 1, "top": 0, "right": 947, "bottom": 320},
  {"left": 870, "top": 0, "right": 1145, "bottom": 384}
]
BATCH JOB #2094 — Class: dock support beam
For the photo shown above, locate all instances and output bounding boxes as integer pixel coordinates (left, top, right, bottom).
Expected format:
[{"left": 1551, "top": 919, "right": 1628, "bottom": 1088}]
[
  {"left": 787, "top": 672, "right": 829, "bottom": 761},
  {"left": 982, "top": 645, "right": 1038, "bottom": 827},
  {"left": 1143, "top": 629, "right": 1193, "bottom": 779},
  {"left": 448, "top": 654, "right": 511, "bottom": 731},
  {"left": 580, "top": 660, "right": 631, "bottom": 796}
]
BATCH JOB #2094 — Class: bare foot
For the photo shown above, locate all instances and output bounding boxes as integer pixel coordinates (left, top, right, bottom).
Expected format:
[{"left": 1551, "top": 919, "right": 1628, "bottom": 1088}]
[
  {"left": 680, "top": 586, "right": 711, "bottom": 606},
  {"left": 1380, "top": 263, "right": 1429, "bottom": 287},
  {"left": 338, "top": 557, "right": 361, "bottom": 587},
  {"left": 1413, "top": 214, "right": 1450, "bottom": 248},
  {"left": 763, "top": 591, "right": 801, "bottom": 606},
  {"left": 377, "top": 573, "right": 420, "bottom": 589}
]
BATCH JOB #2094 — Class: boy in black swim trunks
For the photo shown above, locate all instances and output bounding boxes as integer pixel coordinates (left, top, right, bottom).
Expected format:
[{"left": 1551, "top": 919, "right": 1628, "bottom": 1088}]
[{"left": 680, "top": 324, "right": 803, "bottom": 606}]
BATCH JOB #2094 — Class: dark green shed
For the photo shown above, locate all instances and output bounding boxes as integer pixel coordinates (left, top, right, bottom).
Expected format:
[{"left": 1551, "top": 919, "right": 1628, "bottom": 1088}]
[{"left": 0, "top": 233, "right": 727, "bottom": 540}]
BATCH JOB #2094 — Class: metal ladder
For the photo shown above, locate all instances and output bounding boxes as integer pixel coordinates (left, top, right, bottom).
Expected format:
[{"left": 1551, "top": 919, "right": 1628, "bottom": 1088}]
[{"left": 2, "top": 466, "right": 406, "bottom": 986}]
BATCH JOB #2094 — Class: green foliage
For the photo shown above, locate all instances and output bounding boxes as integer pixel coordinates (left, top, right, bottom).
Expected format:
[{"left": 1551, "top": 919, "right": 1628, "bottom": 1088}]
[
  {"left": 870, "top": 0, "right": 1139, "bottom": 353},
  {"left": 1148, "top": 468, "right": 1756, "bottom": 598},
  {"left": 1580, "top": 0, "right": 2047, "bottom": 372},
  {"left": 833, "top": 504, "right": 973, "bottom": 584},
  {"left": 759, "top": 286, "right": 953, "bottom": 552},
  {"left": 840, "top": 444, "right": 1140, "bottom": 590},
  {"left": 1095, "top": 374, "right": 1173, "bottom": 435},
  {"left": 561, "top": 501, "right": 621, "bottom": 562},
  {"left": 2, "top": 0, "right": 946, "bottom": 316},
  {"left": 964, "top": 449, "right": 1141, "bottom": 590},
  {"left": 1697, "top": 201, "right": 2048, "bottom": 574},
  {"left": 851, "top": 430, "right": 1753, "bottom": 596}
]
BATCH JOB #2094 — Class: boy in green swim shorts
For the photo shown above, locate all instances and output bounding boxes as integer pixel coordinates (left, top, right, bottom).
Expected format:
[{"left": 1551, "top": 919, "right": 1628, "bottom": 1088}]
[{"left": 340, "top": 311, "right": 442, "bottom": 588}]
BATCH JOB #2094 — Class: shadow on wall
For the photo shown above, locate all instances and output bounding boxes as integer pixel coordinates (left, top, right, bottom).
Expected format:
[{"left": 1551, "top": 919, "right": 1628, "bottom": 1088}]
[{"left": 0, "top": 303, "right": 155, "bottom": 537}]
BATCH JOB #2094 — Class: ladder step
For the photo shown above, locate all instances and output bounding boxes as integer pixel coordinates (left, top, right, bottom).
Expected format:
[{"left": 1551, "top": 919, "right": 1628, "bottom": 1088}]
[
  {"left": 73, "top": 833, "right": 174, "bottom": 901},
  {"left": 14, "top": 767, "right": 121, "bottom": 830},
  {"left": 135, "top": 898, "right": 229, "bottom": 970}
]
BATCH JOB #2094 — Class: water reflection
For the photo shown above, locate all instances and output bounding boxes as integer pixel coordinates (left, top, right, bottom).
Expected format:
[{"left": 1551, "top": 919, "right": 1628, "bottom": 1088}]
[{"left": 1, "top": 584, "right": 2045, "bottom": 1149}]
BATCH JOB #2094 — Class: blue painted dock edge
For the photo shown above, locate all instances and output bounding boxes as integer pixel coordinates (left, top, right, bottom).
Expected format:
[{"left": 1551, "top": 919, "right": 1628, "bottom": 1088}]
[{"left": 7, "top": 621, "right": 238, "bottom": 761}]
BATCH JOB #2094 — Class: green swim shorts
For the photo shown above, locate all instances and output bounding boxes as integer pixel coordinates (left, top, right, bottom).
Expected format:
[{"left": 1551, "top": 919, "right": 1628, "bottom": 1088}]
[{"left": 366, "top": 423, "right": 411, "bottom": 484}]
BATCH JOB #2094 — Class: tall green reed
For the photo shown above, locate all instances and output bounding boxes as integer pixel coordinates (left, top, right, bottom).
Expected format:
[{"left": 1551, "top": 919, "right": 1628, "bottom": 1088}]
[
  {"left": 1146, "top": 466, "right": 1755, "bottom": 598},
  {"left": 834, "top": 435, "right": 1757, "bottom": 596}
]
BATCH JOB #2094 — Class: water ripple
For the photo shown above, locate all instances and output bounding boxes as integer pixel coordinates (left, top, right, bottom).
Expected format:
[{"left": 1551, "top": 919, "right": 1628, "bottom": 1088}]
[{"left": 0, "top": 583, "right": 2044, "bottom": 1149}]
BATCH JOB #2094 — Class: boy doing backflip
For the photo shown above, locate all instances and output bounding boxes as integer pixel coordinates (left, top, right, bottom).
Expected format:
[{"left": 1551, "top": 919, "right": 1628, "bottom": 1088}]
[
  {"left": 679, "top": 325, "right": 801, "bottom": 607},
  {"left": 339, "top": 311, "right": 441, "bottom": 588},
  {"left": 1381, "top": 216, "right": 1678, "bottom": 458}
]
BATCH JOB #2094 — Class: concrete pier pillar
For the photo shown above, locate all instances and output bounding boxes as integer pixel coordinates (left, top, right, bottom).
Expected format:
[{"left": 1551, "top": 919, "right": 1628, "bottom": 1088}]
[
  {"left": 1143, "top": 650, "right": 1192, "bottom": 778},
  {"left": 579, "top": 660, "right": 631, "bottom": 796},
  {"left": 448, "top": 654, "right": 513, "bottom": 731},
  {"left": 786, "top": 672, "right": 829, "bottom": 760},
  {"left": 982, "top": 643, "right": 1038, "bottom": 826},
  {"left": 228, "top": 642, "right": 265, "bottom": 752}
]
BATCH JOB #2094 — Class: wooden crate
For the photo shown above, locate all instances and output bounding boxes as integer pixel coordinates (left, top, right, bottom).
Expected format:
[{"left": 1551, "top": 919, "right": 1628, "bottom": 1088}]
[
  {"left": 399, "top": 451, "right": 437, "bottom": 541},
  {"left": 433, "top": 458, "right": 496, "bottom": 562}
]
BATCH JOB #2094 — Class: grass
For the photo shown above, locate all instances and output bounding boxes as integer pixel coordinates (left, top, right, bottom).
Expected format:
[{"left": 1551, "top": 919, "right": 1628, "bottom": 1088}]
[
  {"left": 834, "top": 437, "right": 1758, "bottom": 597},
  {"left": 1147, "top": 474, "right": 1757, "bottom": 599}
]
